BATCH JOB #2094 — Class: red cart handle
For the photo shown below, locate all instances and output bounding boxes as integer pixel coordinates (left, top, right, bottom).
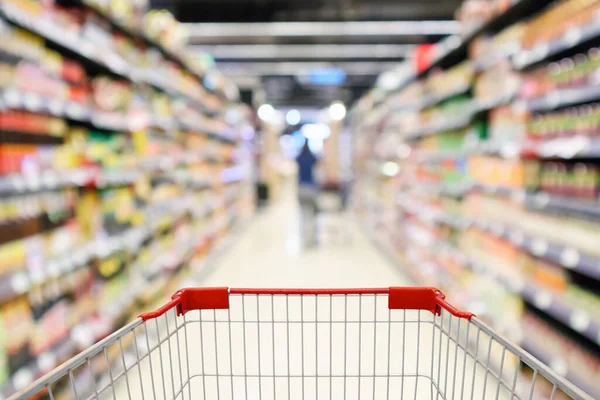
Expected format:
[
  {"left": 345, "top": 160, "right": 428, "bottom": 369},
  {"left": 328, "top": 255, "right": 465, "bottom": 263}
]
[{"left": 139, "top": 287, "right": 474, "bottom": 321}]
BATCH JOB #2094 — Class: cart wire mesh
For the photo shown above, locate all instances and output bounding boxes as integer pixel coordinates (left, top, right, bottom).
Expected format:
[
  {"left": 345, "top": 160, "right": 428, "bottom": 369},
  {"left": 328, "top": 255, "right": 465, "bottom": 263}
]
[{"left": 9, "top": 287, "right": 594, "bottom": 400}]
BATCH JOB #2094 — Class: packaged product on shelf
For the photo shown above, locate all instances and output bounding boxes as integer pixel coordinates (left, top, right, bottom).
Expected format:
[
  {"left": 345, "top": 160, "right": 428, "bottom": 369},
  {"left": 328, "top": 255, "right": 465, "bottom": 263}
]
[
  {"left": 99, "top": 187, "right": 135, "bottom": 235},
  {"left": 521, "top": 0, "right": 600, "bottom": 50},
  {"left": 564, "top": 284, "right": 600, "bottom": 316},
  {"left": 425, "top": 61, "right": 473, "bottom": 99},
  {"left": 0, "top": 238, "right": 26, "bottom": 277},
  {"left": 0, "top": 297, "right": 34, "bottom": 375},
  {"left": 468, "top": 156, "right": 526, "bottom": 188},
  {"left": 0, "top": 112, "right": 67, "bottom": 136},
  {"left": 96, "top": 248, "right": 128, "bottom": 280},
  {"left": 28, "top": 290, "right": 70, "bottom": 355},
  {"left": 487, "top": 105, "right": 527, "bottom": 145},
  {"left": 91, "top": 77, "right": 132, "bottom": 115},
  {"left": 527, "top": 104, "right": 600, "bottom": 138},
  {"left": 533, "top": 161, "right": 599, "bottom": 199},
  {"left": 522, "top": 254, "right": 570, "bottom": 292},
  {"left": 465, "top": 190, "right": 600, "bottom": 257},
  {"left": 469, "top": 23, "right": 524, "bottom": 65},
  {"left": 456, "top": 0, "right": 495, "bottom": 36},
  {"left": 522, "top": 49, "right": 600, "bottom": 98},
  {"left": 474, "top": 61, "right": 520, "bottom": 102},
  {"left": 0, "top": 22, "right": 45, "bottom": 62},
  {"left": 143, "top": 9, "right": 188, "bottom": 54}
]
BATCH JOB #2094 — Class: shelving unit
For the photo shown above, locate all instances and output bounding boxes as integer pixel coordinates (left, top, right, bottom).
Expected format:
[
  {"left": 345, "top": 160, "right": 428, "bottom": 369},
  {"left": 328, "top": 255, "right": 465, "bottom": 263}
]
[
  {"left": 0, "top": 1, "right": 254, "bottom": 398},
  {"left": 354, "top": 1, "right": 600, "bottom": 398}
]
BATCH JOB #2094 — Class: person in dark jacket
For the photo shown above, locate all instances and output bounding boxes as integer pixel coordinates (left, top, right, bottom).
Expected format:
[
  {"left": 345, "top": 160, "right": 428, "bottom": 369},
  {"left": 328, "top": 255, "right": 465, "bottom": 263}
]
[{"left": 295, "top": 141, "right": 319, "bottom": 246}]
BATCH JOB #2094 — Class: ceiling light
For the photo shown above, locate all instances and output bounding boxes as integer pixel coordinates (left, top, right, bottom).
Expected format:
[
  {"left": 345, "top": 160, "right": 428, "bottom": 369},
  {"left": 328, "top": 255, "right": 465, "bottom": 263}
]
[
  {"left": 286, "top": 109, "right": 301, "bottom": 125},
  {"left": 381, "top": 161, "right": 399, "bottom": 177},
  {"left": 328, "top": 102, "right": 346, "bottom": 121},
  {"left": 257, "top": 103, "right": 275, "bottom": 121}
]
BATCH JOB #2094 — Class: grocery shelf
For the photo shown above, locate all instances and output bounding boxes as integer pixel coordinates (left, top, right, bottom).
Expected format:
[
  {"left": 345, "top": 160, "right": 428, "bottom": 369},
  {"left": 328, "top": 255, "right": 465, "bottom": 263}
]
[
  {"left": 0, "top": 149, "right": 226, "bottom": 197},
  {"left": 476, "top": 184, "right": 600, "bottom": 221},
  {"left": 0, "top": 4, "right": 134, "bottom": 80},
  {"left": 0, "top": 240, "right": 97, "bottom": 306},
  {"left": 405, "top": 108, "right": 475, "bottom": 140},
  {"left": 469, "top": 219, "right": 600, "bottom": 282},
  {"left": 0, "top": 1, "right": 249, "bottom": 398},
  {"left": 410, "top": 0, "right": 553, "bottom": 83},
  {"left": 522, "top": 85, "right": 600, "bottom": 112},
  {"left": 0, "top": 334, "right": 80, "bottom": 398},
  {"left": 0, "top": 130, "right": 64, "bottom": 145},
  {"left": 0, "top": 192, "right": 218, "bottom": 308},
  {"left": 1, "top": 88, "right": 91, "bottom": 122},
  {"left": 472, "top": 136, "right": 600, "bottom": 160},
  {"left": 0, "top": 48, "right": 23, "bottom": 65},
  {"left": 472, "top": 93, "right": 516, "bottom": 113},
  {"left": 357, "top": 0, "right": 600, "bottom": 395},
  {"left": 0, "top": 228, "right": 194, "bottom": 399},
  {"left": 70, "top": 0, "right": 226, "bottom": 100},
  {"left": 0, "top": 7, "right": 219, "bottom": 115},
  {"left": 396, "top": 200, "right": 600, "bottom": 349},
  {"left": 417, "top": 84, "right": 471, "bottom": 110},
  {"left": 0, "top": 2, "right": 223, "bottom": 99},
  {"left": 513, "top": 17, "right": 600, "bottom": 70},
  {"left": 0, "top": 169, "right": 93, "bottom": 196},
  {"left": 64, "top": 214, "right": 247, "bottom": 400},
  {"left": 397, "top": 195, "right": 600, "bottom": 281},
  {"left": 0, "top": 209, "right": 74, "bottom": 245},
  {"left": 523, "top": 192, "right": 600, "bottom": 220},
  {"left": 520, "top": 136, "right": 600, "bottom": 159},
  {"left": 520, "top": 338, "right": 600, "bottom": 399},
  {"left": 472, "top": 42, "right": 521, "bottom": 73},
  {"left": 467, "top": 259, "right": 600, "bottom": 346}
]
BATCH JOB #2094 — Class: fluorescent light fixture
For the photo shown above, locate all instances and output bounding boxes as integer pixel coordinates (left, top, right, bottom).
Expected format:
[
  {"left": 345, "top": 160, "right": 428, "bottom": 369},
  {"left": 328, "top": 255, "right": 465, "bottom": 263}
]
[
  {"left": 215, "top": 61, "right": 398, "bottom": 77},
  {"left": 184, "top": 21, "right": 460, "bottom": 38},
  {"left": 258, "top": 103, "right": 275, "bottom": 121},
  {"left": 328, "top": 102, "right": 347, "bottom": 121},
  {"left": 194, "top": 44, "right": 413, "bottom": 59},
  {"left": 286, "top": 109, "right": 301, "bottom": 125},
  {"left": 381, "top": 161, "right": 399, "bottom": 177}
]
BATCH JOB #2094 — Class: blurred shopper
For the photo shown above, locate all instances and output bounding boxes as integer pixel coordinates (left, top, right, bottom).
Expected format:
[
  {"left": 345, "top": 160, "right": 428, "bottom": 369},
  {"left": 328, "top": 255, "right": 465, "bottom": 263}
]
[{"left": 296, "top": 141, "right": 319, "bottom": 246}]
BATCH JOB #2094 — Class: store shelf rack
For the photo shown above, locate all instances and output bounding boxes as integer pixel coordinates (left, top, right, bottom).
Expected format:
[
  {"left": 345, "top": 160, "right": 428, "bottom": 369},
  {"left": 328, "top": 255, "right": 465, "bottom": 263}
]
[
  {"left": 0, "top": 1, "right": 223, "bottom": 100},
  {"left": 390, "top": 0, "right": 555, "bottom": 94},
  {"left": 475, "top": 184, "right": 600, "bottom": 221},
  {"left": 356, "top": 1, "right": 600, "bottom": 397},
  {"left": 0, "top": 5, "right": 223, "bottom": 117},
  {"left": 399, "top": 201, "right": 600, "bottom": 357},
  {"left": 522, "top": 85, "right": 600, "bottom": 112},
  {"left": 513, "top": 14, "right": 600, "bottom": 70}
]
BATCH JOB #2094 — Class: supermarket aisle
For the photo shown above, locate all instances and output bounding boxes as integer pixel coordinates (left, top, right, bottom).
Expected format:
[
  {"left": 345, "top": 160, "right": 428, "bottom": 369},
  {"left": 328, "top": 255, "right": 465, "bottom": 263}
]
[{"left": 200, "top": 190, "right": 412, "bottom": 288}]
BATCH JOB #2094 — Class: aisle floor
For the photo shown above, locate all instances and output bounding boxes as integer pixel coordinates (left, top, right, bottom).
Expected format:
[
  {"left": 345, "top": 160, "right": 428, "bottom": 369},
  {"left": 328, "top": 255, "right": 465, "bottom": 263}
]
[{"left": 200, "top": 192, "right": 412, "bottom": 289}]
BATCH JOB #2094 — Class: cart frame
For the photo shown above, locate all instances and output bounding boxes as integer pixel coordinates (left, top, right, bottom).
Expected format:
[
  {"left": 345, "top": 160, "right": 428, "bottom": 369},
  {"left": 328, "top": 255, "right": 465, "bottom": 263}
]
[{"left": 7, "top": 287, "right": 595, "bottom": 400}]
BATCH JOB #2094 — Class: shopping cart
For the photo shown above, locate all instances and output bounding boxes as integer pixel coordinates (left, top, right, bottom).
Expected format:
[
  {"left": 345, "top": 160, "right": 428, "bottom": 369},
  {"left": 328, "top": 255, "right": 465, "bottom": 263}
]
[{"left": 9, "top": 287, "right": 594, "bottom": 400}]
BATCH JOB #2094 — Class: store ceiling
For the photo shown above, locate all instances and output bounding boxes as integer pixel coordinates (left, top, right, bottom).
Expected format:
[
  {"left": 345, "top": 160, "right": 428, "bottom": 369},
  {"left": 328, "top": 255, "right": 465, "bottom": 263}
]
[{"left": 151, "top": 0, "right": 462, "bottom": 108}]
